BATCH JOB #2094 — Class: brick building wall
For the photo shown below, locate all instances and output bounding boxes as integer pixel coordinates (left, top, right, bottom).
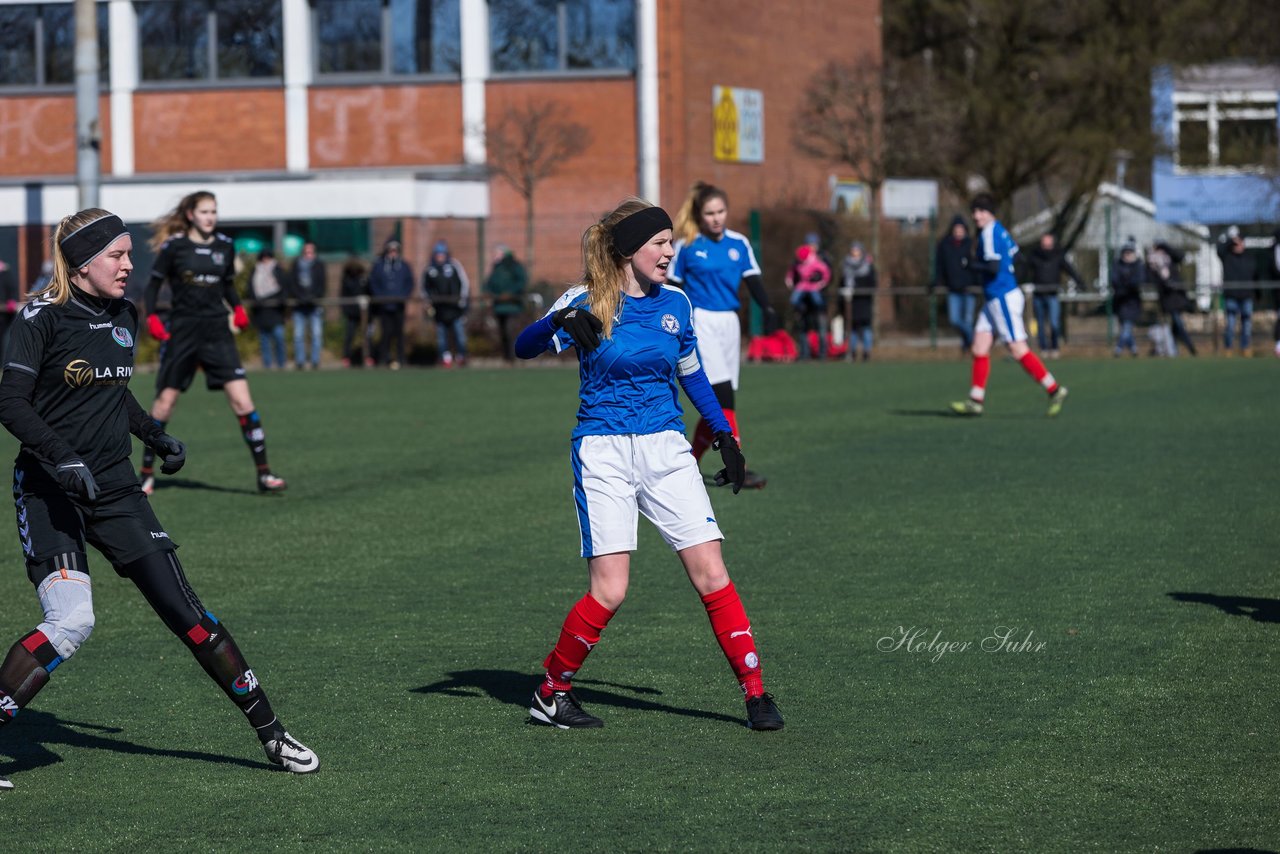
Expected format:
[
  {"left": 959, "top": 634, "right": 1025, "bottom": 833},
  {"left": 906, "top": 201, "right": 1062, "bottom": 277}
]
[
  {"left": 0, "top": 94, "right": 113, "bottom": 177},
  {"left": 0, "top": 0, "right": 882, "bottom": 292},
  {"left": 134, "top": 89, "right": 286, "bottom": 173}
]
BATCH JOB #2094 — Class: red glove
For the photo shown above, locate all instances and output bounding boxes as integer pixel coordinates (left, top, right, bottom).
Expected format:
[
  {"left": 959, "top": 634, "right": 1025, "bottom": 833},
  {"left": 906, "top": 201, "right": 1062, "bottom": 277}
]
[
  {"left": 232, "top": 305, "right": 250, "bottom": 330},
  {"left": 147, "top": 315, "right": 170, "bottom": 341}
]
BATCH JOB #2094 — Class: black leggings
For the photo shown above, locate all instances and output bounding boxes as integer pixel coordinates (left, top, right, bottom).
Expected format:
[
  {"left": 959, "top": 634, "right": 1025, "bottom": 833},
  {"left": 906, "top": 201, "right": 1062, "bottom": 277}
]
[{"left": 122, "top": 550, "right": 206, "bottom": 637}]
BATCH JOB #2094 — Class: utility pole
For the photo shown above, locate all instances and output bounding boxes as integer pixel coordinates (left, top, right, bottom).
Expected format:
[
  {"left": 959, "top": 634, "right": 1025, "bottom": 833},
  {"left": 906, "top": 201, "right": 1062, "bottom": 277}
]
[{"left": 75, "top": 0, "right": 101, "bottom": 209}]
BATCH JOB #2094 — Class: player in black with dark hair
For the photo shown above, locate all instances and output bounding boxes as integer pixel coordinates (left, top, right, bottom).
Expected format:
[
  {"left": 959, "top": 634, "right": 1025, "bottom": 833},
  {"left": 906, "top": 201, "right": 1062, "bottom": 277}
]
[
  {"left": 138, "top": 191, "right": 286, "bottom": 495},
  {"left": 0, "top": 208, "right": 317, "bottom": 791}
]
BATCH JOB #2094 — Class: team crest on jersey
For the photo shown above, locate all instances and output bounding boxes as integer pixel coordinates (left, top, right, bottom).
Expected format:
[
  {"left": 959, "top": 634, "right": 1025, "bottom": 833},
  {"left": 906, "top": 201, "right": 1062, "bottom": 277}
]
[
  {"left": 727, "top": 247, "right": 741, "bottom": 262},
  {"left": 112, "top": 327, "right": 134, "bottom": 348},
  {"left": 661, "top": 313, "right": 680, "bottom": 335},
  {"left": 211, "top": 251, "right": 226, "bottom": 266}
]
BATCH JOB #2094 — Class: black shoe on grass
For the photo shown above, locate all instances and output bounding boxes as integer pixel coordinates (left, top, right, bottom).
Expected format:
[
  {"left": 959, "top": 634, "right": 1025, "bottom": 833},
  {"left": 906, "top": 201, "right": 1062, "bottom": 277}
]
[
  {"left": 742, "top": 469, "right": 768, "bottom": 489},
  {"left": 745, "top": 692, "right": 785, "bottom": 731},
  {"left": 530, "top": 689, "right": 603, "bottom": 729}
]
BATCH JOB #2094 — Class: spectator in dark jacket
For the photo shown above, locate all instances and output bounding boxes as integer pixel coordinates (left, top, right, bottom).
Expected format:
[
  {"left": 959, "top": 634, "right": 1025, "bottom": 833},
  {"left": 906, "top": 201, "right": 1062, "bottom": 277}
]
[
  {"left": 290, "top": 241, "right": 326, "bottom": 370},
  {"left": 1110, "top": 239, "right": 1146, "bottom": 357},
  {"left": 841, "top": 242, "right": 877, "bottom": 361},
  {"left": 249, "top": 250, "right": 289, "bottom": 370},
  {"left": 423, "top": 240, "right": 470, "bottom": 367},
  {"left": 1147, "top": 241, "right": 1196, "bottom": 357},
  {"left": 934, "top": 215, "right": 978, "bottom": 351},
  {"left": 1020, "top": 232, "right": 1083, "bottom": 358},
  {"left": 368, "top": 238, "right": 414, "bottom": 369},
  {"left": 1217, "top": 225, "right": 1258, "bottom": 355},
  {"left": 483, "top": 245, "right": 527, "bottom": 363},
  {"left": 339, "top": 256, "right": 368, "bottom": 367}
]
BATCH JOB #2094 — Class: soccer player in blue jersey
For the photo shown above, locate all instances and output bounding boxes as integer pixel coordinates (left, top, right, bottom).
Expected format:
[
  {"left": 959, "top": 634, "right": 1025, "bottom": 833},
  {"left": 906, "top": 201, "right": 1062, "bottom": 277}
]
[
  {"left": 668, "top": 182, "right": 777, "bottom": 488},
  {"left": 515, "top": 198, "right": 784, "bottom": 732},
  {"left": 951, "top": 194, "right": 1069, "bottom": 417}
]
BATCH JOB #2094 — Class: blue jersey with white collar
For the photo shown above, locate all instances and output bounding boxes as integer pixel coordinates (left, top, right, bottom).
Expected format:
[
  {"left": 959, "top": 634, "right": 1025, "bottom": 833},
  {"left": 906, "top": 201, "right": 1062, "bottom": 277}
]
[
  {"left": 976, "top": 219, "right": 1020, "bottom": 299},
  {"left": 541, "top": 284, "right": 700, "bottom": 438},
  {"left": 668, "top": 229, "right": 761, "bottom": 312}
]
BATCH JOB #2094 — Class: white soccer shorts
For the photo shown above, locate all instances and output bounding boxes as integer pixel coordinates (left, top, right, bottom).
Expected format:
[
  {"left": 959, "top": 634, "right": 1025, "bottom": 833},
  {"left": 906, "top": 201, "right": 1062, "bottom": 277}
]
[
  {"left": 974, "top": 288, "right": 1028, "bottom": 344},
  {"left": 571, "top": 431, "right": 724, "bottom": 558},
  {"left": 692, "top": 308, "right": 741, "bottom": 389}
]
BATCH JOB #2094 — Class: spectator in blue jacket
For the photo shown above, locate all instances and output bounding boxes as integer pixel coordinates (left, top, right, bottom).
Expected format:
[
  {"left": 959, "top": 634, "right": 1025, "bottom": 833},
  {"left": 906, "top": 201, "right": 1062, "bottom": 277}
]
[{"left": 368, "top": 238, "right": 414, "bottom": 369}]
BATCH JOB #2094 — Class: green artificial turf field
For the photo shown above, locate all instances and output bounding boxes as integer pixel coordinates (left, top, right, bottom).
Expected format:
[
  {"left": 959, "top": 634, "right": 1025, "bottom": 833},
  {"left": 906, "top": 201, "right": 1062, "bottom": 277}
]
[{"left": 1, "top": 357, "right": 1276, "bottom": 851}]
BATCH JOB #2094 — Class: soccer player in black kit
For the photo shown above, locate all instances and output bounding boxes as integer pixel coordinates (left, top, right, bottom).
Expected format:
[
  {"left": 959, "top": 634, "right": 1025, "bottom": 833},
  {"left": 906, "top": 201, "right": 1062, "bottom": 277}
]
[
  {"left": 138, "top": 191, "right": 286, "bottom": 495},
  {"left": 0, "top": 209, "right": 317, "bottom": 791}
]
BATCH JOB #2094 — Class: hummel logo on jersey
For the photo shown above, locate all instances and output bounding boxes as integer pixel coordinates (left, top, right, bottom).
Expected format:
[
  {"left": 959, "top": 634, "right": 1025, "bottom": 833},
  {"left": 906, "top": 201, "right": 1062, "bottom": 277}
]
[
  {"left": 730, "top": 626, "right": 753, "bottom": 640},
  {"left": 150, "top": 531, "right": 169, "bottom": 539},
  {"left": 22, "top": 300, "right": 48, "bottom": 320},
  {"left": 88, "top": 321, "right": 113, "bottom": 330}
]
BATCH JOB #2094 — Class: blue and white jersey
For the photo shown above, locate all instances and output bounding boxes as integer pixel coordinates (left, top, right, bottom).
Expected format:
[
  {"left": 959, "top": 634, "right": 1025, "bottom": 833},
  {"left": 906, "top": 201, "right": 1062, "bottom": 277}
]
[
  {"left": 667, "top": 229, "right": 761, "bottom": 312},
  {"left": 542, "top": 284, "right": 700, "bottom": 439},
  {"left": 977, "top": 219, "right": 1019, "bottom": 299}
]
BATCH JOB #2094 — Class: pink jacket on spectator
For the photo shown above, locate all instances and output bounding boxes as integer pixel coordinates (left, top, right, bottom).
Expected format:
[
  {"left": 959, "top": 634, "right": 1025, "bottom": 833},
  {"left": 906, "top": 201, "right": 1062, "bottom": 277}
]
[{"left": 786, "top": 246, "right": 831, "bottom": 293}]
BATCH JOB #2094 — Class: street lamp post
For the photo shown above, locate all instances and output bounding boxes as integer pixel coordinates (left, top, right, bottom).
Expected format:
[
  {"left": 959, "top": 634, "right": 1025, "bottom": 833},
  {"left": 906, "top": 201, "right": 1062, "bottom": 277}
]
[{"left": 75, "top": 0, "right": 101, "bottom": 209}]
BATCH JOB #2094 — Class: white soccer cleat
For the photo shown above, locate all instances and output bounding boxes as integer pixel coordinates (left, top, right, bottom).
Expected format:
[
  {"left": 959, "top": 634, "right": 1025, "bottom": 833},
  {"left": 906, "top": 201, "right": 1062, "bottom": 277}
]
[
  {"left": 263, "top": 731, "right": 319, "bottom": 774},
  {"left": 0, "top": 775, "right": 13, "bottom": 791}
]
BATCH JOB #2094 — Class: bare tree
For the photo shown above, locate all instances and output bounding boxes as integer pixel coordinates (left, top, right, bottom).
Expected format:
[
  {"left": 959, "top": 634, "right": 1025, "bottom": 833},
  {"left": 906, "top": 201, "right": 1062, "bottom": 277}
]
[
  {"left": 485, "top": 100, "right": 592, "bottom": 274},
  {"left": 792, "top": 59, "right": 888, "bottom": 264}
]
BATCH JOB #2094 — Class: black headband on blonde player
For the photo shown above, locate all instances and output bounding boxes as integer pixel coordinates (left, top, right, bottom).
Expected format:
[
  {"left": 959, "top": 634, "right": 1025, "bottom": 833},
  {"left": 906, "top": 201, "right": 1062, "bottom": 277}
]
[{"left": 59, "top": 213, "right": 129, "bottom": 269}]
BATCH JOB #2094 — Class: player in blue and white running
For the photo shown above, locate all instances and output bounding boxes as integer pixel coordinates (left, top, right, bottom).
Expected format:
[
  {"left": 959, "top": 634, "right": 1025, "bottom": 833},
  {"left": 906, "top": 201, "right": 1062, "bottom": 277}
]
[
  {"left": 515, "top": 197, "right": 784, "bottom": 732},
  {"left": 668, "top": 182, "right": 777, "bottom": 488},
  {"left": 951, "top": 194, "right": 1069, "bottom": 417}
]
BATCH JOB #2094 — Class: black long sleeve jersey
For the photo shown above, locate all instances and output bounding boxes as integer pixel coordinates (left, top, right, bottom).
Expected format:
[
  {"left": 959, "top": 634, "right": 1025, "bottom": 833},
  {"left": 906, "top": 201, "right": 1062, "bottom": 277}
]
[
  {"left": 145, "top": 232, "right": 242, "bottom": 319},
  {"left": 0, "top": 291, "right": 153, "bottom": 473}
]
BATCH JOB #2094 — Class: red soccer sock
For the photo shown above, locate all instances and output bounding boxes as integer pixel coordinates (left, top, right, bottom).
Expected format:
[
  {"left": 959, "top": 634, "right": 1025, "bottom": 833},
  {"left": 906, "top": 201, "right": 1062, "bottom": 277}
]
[
  {"left": 691, "top": 418, "right": 715, "bottom": 462},
  {"left": 969, "top": 354, "right": 991, "bottom": 402},
  {"left": 540, "top": 593, "right": 616, "bottom": 696},
  {"left": 1018, "top": 351, "right": 1059, "bottom": 394},
  {"left": 701, "top": 582, "right": 764, "bottom": 698}
]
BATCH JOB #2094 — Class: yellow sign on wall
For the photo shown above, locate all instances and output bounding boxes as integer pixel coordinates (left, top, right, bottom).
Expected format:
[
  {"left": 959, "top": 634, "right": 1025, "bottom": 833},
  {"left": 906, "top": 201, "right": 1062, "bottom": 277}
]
[{"left": 712, "top": 86, "right": 764, "bottom": 163}]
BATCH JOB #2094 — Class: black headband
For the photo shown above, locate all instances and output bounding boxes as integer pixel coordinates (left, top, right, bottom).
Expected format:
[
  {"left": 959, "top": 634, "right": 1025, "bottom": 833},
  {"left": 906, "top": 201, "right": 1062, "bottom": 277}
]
[
  {"left": 610, "top": 207, "right": 673, "bottom": 257},
  {"left": 59, "top": 213, "right": 129, "bottom": 269}
]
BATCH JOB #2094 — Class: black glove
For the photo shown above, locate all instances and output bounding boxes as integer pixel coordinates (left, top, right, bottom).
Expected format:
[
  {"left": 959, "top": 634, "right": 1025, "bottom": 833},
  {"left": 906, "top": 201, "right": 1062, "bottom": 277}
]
[
  {"left": 149, "top": 433, "right": 187, "bottom": 475},
  {"left": 55, "top": 458, "right": 98, "bottom": 502},
  {"left": 552, "top": 306, "right": 604, "bottom": 353},
  {"left": 711, "top": 431, "right": 746, "bottom": 494}
]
